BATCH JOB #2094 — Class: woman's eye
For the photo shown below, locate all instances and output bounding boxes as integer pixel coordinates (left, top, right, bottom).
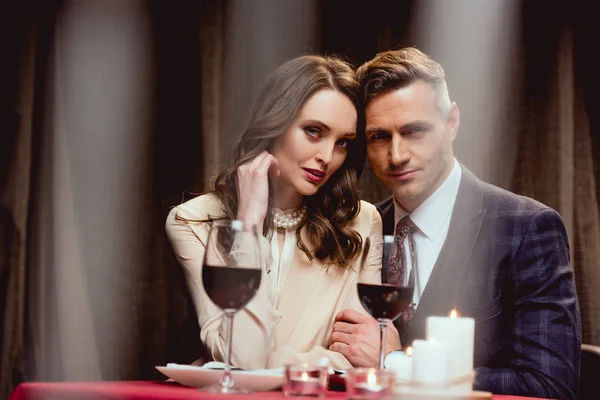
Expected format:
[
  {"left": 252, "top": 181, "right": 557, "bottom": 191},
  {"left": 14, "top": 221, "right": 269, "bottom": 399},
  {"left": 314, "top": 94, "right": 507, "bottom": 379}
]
[
  {"left": 337, "top": 139, "right": 351, "bottom": 149},
  {"left": 304, "top": 127, "right": 321, "bottom": 138}
]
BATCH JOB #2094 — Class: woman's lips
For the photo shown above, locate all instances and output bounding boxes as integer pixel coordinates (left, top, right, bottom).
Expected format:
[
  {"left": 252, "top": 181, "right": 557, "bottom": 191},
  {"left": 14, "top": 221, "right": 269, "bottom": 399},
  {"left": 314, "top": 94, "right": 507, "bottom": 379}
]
[{"left": 303, "top": 168, "right": 325, "bottom": 183}]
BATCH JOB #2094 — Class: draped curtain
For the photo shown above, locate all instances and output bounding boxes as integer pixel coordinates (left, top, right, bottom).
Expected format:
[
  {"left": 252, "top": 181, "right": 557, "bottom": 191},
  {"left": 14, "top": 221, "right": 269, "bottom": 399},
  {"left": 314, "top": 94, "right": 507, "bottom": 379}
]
[{"left": 1, "top": 1, "right": 599, "bottom": 399}]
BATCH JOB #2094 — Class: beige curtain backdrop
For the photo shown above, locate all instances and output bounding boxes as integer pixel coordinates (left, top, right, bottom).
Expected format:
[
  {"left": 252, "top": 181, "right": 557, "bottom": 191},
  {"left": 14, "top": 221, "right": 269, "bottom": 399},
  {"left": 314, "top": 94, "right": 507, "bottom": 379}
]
[
  {"left": 26, "top": 0, "right": 155, "bottom": 382},
  {"left": 1, "top": 1, "right": 600, "bottom": 399},
  {"left": 511, "top": 13, "right": 600, "bottom": 345}
]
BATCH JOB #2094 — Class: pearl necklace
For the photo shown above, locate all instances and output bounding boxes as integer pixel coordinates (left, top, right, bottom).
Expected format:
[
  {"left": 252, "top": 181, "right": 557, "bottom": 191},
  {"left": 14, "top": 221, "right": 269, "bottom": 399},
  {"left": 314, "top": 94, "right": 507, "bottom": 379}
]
[{"left": 273, "top": 205, "right": 307, "bottom": 230}]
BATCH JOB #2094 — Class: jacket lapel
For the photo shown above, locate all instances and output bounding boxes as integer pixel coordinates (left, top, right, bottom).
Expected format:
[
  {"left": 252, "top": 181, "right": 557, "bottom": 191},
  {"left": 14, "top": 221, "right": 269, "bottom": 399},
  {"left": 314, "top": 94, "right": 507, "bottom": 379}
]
[
  {"left": 376, "top": 196, "right": 396, "bottom": 236},
  {"left": 403, "top": 167, "right": 486, "bottom": 345}
]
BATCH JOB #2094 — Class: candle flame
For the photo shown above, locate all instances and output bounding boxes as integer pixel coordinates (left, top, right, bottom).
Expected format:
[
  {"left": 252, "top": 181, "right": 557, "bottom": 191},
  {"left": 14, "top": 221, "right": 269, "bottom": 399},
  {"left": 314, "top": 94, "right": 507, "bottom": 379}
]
[
  {"left": 301, "top": 372, "right": 309, "bottom": 381},
  {"left": 367, "top": 369, "right": 377, "bottom": 385},
  {"left": 405, "top": 347, "right": 413, "bottom": 357},
  {"left": 449, "top": 309, "right": 459, "bottom": 318}
]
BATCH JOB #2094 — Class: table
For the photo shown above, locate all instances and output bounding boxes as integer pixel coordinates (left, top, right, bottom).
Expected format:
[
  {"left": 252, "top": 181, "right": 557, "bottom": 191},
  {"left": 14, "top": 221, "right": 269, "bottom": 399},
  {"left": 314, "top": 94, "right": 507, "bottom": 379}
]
[{"left": 9, "top": 381, "right": 550, "bottom": 400}]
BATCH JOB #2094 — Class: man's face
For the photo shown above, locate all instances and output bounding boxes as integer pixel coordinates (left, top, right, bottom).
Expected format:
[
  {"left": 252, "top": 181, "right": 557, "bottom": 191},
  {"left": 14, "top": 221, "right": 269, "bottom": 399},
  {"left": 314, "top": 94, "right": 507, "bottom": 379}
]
[{"left": 365, "top": 80, "right": 459, "bottom": 212}]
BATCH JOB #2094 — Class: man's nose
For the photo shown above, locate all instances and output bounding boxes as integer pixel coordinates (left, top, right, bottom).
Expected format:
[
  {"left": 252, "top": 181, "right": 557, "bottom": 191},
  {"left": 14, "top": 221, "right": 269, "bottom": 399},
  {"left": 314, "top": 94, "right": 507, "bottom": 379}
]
[{"left": 389, "top": 134, "right": 410, "bottom": 165}]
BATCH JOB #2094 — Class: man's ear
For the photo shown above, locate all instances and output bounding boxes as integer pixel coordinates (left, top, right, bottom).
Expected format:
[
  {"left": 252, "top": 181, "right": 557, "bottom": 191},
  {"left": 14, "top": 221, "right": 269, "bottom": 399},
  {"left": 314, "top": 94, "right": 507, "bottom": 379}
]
[{"left": 446, "top": 102, "right": 460, "bottom": 142}]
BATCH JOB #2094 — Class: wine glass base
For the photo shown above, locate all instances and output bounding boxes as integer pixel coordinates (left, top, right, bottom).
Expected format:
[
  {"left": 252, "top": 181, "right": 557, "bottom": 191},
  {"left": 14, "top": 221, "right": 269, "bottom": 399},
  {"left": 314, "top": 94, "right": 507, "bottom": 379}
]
[{"left": 198, "top": 382, "right": 252, "bottom": 395}]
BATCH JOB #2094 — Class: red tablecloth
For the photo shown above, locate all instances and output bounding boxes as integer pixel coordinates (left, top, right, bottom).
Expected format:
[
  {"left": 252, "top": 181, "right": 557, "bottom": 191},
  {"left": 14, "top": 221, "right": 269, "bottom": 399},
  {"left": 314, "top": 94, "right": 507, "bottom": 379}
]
[{"left": 9, "top": 381, "right": 548, "bottom": 400}]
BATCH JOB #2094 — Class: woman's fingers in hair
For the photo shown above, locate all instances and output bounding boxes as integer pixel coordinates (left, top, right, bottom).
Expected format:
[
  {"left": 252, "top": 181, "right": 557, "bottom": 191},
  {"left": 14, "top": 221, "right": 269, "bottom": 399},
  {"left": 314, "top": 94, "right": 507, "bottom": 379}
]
[
  {"left": 244, "top": 151, "right": 280, "bottom": 177},
  {"left": 261, "top": 154, "right": 280, "bottom": 177},
  {"left": 235, "top": 151, "right": 276, "bottom": 232},
  {"left": 241, "top": 150, "right": 268, "bottom": 172}
]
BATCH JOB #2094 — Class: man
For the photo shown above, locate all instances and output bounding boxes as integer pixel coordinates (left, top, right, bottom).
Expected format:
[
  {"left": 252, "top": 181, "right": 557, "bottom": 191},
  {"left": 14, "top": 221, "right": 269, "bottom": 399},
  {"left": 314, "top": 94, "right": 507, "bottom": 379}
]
[{"left": 329, "top": 47, "right": 581, "bottom": 399}]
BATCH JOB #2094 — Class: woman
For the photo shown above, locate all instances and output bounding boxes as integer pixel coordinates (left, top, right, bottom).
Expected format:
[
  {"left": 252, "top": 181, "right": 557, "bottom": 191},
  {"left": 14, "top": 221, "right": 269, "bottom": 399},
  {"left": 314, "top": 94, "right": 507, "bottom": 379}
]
[{"left": 165, "top": 55, "right": 382, "bottom": 370}]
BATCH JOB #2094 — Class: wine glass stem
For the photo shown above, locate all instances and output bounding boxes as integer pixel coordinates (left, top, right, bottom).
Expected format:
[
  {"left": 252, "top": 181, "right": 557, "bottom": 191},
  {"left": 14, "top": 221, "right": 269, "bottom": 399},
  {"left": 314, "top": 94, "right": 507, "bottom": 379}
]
[
  {"left": 378, "top": 319, "right": 388, "bottom": 369},
  {"left": 221, "top": 310, "right": 236, "bottom": 388}
]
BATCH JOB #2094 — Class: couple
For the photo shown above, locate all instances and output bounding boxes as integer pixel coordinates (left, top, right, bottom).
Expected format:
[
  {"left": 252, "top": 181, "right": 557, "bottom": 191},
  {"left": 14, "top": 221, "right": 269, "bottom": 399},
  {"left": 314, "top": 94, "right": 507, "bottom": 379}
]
[{"left": 166, "top": 47, "right": 581, "bottom": 399}]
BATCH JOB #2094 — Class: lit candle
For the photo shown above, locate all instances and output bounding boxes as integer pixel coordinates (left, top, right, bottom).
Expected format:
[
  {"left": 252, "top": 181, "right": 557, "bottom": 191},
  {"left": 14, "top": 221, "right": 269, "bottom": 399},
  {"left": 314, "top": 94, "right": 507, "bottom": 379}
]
[
  {"left": 426, "top": 308, "right": 475, "bottom": 394},
  {"left": 289, "top": 371, "right": 321, "bottom": 396},
  {"left": 411, "top": 339, "right": 448, "bottom": 384},
  {"left": 352, "top": 369, "right": 385, "bottom": 398},
  {"left": 347, "top": 368, "right": 396, "bottom": 399}
]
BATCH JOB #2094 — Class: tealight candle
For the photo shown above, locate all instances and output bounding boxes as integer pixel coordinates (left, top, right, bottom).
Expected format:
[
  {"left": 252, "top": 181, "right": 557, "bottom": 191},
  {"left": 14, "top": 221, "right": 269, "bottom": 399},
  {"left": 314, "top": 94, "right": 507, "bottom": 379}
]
[
  {"left": 346, "top": 368, "right": 395, "bottom": 400},
  {"left": 426, "top": 308, "right": 475, "bottom": 394},
  {"left": 283, "top": 364, "right": 328, "bottom": 397},
  {"left": 289, "top": 372, "right": 320, "bottom": 396},
  {"left": 355, "top": 369, "right": 383, "bottom": 393}
]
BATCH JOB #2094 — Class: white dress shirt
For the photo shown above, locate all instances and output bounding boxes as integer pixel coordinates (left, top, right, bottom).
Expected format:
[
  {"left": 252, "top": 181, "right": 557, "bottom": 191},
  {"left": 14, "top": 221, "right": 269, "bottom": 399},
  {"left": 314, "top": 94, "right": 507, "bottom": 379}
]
[
  {"left": 385, "top": 159, "right": 462, "bottom": 370},
  {"left": 393, "top": 158, "right": 462, "bottom": 308},
  {"left": 269, "top": 226, "right": 297, "bottom": 307}
]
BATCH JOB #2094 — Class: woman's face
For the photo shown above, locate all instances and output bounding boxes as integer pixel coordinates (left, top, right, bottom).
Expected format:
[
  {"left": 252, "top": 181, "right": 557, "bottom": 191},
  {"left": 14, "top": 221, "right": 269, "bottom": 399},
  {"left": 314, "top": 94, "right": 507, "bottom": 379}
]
[{"left": 270, "top": 89, "right": 358, "bottom": 199}]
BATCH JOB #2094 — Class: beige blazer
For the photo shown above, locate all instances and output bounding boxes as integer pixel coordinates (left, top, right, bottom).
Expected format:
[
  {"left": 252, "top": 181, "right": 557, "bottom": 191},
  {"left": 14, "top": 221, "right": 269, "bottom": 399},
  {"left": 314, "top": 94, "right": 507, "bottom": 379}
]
[{"left": 165, "top": 193, "right": 383, "bottom": 369}]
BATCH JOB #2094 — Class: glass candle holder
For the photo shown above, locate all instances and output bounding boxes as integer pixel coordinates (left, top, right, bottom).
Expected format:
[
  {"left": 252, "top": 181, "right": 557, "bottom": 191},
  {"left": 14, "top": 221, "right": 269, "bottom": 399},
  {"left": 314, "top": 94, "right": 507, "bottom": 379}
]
[
  {"left": 283, "top": 364, "right": 328, "bottom": 397},
  {"left": 346, "top": 368, "right": 396, "bottom": 400}
]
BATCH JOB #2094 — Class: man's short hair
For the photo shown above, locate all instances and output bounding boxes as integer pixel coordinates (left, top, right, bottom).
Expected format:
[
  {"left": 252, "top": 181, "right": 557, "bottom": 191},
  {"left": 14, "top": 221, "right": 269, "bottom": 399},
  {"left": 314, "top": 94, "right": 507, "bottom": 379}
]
[{"left": 357, "top": 47, "right": 451, "bottom": 116}]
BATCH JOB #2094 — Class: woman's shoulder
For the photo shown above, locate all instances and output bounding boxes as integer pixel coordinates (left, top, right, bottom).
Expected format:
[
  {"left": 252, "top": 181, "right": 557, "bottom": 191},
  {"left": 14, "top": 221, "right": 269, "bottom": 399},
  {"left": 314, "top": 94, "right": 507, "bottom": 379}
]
[
  {"left": 349, "top": 200, "right": 382, "bottom": 231},
  {"left": 359, "top": 200, "right": 378, "bottom": 214},
  {"left": 358, "top": 200, "right": 380, "bottom": 218},
  {"left": 167, "top": 192, "right": 226, "bottom": 222}
]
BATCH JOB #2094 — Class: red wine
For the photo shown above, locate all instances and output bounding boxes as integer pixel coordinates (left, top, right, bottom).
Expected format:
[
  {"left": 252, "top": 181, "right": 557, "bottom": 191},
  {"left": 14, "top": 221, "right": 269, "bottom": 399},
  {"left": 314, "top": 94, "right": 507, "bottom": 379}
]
[
  {"left": 203, "top": 265, "right": 261, "bottom": 311},
  {"left": 357, "top": 283, "right": 414, "bottom": 320}
]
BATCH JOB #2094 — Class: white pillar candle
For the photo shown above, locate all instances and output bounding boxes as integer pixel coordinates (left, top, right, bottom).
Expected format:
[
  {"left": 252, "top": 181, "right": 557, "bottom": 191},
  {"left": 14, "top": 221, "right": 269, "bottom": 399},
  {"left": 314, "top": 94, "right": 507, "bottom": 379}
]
[
  {"left": 426, "top": 309, "right": 475, "bottom": 394},
  {"left": 411, "top": 339, "right": 448, "bottom": 384}
]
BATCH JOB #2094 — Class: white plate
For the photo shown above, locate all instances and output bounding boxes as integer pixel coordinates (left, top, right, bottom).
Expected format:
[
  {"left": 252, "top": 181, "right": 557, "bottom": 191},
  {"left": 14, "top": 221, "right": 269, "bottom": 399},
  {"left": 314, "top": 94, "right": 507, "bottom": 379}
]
[{"left": 155, "top": 363, "right": 285, "bottom": 392}]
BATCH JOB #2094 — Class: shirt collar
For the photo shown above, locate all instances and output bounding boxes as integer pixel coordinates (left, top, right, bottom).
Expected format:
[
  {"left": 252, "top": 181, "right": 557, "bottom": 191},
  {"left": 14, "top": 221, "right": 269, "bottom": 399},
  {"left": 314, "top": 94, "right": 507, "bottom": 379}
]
[{"left": 394, "top": 159, "right": 462, "bottom": 240}]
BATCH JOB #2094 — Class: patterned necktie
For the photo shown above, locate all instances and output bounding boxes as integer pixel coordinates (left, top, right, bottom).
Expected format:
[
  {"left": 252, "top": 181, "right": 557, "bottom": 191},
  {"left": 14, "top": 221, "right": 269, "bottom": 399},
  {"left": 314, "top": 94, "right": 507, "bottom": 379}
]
[{"left": 387, "top": 216, "right": 417, "bottom": 328}]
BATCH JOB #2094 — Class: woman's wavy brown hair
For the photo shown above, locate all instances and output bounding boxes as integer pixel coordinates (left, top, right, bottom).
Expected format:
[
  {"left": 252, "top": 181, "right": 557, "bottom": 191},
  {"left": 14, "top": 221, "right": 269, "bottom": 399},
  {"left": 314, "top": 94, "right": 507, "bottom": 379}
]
[{"left": 194, "top": 55, "right": 365, "bottom": 269}]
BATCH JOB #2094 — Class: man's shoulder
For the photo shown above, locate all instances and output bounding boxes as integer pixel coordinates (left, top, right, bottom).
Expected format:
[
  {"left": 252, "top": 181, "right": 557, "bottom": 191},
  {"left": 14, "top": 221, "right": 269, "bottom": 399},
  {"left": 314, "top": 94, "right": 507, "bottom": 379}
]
[
  {"left": 459, "top": 166, "right": 555, "bottom": 219},
  {"left": 374, "top": 196, "right": 394, "bottom": 216},
  {"left": 468, "top": 176, "right": 567, "bottom": 238},
  {"left": 477, "top": 179, "right": 556, "bottom": 219}
]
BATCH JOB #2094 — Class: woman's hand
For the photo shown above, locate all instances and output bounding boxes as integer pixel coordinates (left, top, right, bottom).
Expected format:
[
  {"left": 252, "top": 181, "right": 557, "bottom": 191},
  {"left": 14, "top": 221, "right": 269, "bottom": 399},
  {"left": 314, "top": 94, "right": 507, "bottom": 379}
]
[{"left": 236, "top": 151, "right": 280, "bottom": 234}]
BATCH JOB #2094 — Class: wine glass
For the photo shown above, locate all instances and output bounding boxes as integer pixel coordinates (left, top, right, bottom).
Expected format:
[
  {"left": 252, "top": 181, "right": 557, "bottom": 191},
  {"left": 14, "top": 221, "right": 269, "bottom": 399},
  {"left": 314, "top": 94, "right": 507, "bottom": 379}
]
[
  {"left": 201, "top": 219, "right": 263, "bottom": 394},
  {"left": 357, "top": 236, "right": 414, "bottom": 369}
]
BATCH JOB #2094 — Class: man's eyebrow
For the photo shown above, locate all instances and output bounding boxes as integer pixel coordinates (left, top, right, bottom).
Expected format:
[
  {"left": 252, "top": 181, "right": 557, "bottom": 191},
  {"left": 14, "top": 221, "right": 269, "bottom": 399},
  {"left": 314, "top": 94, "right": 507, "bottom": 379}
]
[
  {"left": 401, "top": 121, "right": 434, "bottom": 130},
  {"left": 365, "top": 127, "right": 387, "bottom": 134}
]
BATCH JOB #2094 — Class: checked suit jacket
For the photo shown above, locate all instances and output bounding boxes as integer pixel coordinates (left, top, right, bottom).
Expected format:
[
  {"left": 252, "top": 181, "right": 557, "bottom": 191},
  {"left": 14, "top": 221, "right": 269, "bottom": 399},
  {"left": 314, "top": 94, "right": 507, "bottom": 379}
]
[{"left": 377, "top": 166, "right": 581, "bottom": 400}]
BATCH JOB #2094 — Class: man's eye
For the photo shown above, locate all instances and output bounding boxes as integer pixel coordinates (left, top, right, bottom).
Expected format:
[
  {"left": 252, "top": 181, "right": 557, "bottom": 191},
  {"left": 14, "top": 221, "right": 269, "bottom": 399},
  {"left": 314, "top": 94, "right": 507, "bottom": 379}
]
[
  {"left": 369, "top": 132, "right": 390, "bottom": 141},
  {"left": 406, "top": 129, "right": 423, "bottom": 135}
]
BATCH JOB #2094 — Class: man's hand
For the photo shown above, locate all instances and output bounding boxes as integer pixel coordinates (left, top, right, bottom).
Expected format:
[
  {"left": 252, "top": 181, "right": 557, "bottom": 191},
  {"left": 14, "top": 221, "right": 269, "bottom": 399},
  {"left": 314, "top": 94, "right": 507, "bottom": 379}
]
[{"left": 329, "top": 309, "right": 401, "bottom": 367}]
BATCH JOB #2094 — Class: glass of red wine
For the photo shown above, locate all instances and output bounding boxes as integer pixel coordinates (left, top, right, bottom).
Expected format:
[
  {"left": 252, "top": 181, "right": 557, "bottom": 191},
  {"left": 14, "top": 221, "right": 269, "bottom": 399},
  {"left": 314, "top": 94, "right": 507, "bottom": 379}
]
[
  {"left": 357, "top": 236, "right": 414, "bottom": 369},
  {"left": 201, "top": 219, "right": 262, "bottom": 394}
]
